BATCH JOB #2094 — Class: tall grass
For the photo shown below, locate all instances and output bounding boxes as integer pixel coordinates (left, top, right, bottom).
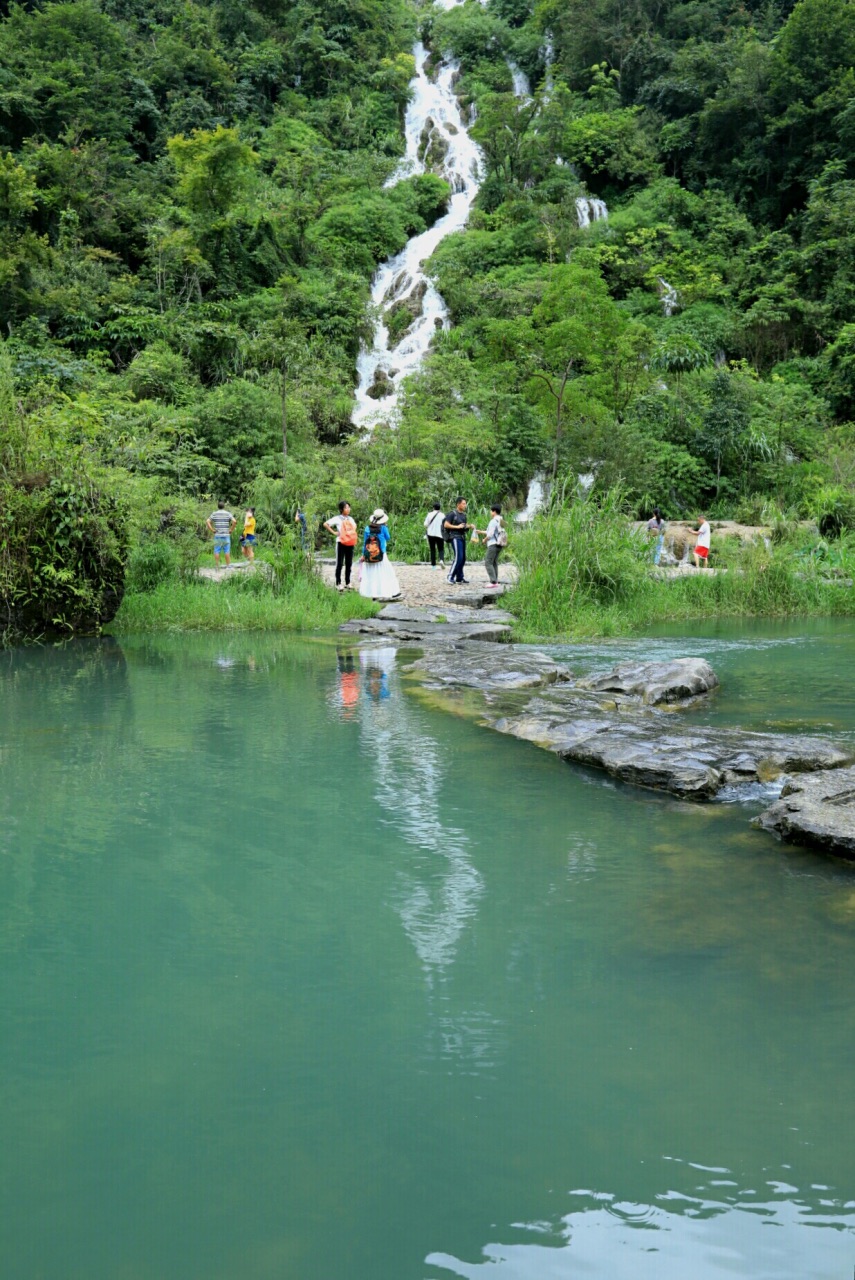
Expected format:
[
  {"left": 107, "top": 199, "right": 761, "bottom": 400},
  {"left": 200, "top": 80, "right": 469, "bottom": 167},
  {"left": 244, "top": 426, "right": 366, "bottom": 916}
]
[
  {"left": 111, "top": 530, "right": 378, "bottom": 633},
  {"left": 510, "top": 490, "right": 855, "bottom": 639}
]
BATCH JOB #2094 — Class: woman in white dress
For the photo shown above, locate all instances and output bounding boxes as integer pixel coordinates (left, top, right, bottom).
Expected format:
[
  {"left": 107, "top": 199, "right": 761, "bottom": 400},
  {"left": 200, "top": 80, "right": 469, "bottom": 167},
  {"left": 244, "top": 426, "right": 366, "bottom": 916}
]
[{"left": 359, "top": 509, "right": 402, "bottom": 600}]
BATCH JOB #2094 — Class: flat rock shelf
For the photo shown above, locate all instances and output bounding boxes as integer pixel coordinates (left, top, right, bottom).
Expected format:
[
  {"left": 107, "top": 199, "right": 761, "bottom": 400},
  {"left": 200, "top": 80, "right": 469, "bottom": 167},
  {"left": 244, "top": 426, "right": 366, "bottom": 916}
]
[{"left": 340, "top": 608, "right": 855, "bottom": 859}]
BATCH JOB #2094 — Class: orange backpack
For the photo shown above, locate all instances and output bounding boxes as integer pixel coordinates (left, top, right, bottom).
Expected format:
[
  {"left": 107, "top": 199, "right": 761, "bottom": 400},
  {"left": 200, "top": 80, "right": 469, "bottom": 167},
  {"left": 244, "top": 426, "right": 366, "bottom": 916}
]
[{"left": 339, "top": 516, "right": 357, "bottom": 546}]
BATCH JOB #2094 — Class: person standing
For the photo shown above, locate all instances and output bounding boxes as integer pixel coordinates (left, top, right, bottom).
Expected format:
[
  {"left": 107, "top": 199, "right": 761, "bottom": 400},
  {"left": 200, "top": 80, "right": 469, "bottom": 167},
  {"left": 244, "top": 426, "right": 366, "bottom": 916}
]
[
  {"left": 324, "top": 501, "right": 358, "bottom": 592},
  {"left": 240, "top": 507, "right": 257, "bottom": 562},
  {"left": 444, "top": 497, "right": 473, "bottom": 585},
  {"left": 295, "top": 507, "right": 308, "bottom": 551},
  {"left": 424, "top": 502, "right": 446, "bottom": 568},
  {"left": 359, "top": 509, "right": 401, "bottom": 601},
  {"left": 206, "top": 500, "right": 236, "bottom": 568},
  {"left": 692, "top": 514, "right": 711, "bottom": 569},
  {"left": 474, "top": 504, "right": 506, "bottom": 587},
  {"left": 647, "top": 507, "right": 666, "bottom": 565}
]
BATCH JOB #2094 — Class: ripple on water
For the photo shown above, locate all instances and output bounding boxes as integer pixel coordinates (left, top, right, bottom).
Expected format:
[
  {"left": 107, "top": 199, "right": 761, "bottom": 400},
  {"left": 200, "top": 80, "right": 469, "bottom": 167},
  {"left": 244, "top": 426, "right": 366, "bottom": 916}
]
[{"left": 426, "top": 1176, "right": 855, "bottom": 1279}]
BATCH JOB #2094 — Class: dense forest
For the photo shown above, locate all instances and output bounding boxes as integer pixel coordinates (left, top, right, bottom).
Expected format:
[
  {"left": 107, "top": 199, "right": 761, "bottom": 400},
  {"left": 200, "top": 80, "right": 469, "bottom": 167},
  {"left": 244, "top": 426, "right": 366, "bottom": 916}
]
[{"left": 1, "top": 0, "right": 855, "bottom": 632}]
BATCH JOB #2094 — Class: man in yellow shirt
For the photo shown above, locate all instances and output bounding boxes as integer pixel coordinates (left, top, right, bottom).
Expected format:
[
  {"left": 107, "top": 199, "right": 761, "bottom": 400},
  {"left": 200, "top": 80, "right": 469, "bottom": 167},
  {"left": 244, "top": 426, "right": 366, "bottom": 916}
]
[{"left": 240, "top": 507, "right": 257, "bottom": 561}]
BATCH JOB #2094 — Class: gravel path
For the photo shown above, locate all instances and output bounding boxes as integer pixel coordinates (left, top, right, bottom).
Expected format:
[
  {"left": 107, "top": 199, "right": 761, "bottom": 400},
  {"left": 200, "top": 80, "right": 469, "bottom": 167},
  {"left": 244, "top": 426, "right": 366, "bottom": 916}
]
[{"left": 318, "top": 558, "right": 518, "bottom": 607}]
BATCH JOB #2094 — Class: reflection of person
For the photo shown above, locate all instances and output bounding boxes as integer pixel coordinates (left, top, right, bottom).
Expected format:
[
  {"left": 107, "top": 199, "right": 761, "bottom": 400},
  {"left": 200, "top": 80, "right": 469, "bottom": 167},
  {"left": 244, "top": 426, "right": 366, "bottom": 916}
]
[
  {"left": 359, "top": 509, "right": 401, "bottom": 601},
  {"left": 206, "top": 500, "right": 236, "bottom": 568},
  {"left": 424, "top": 502, "right": 446, "bottom": 568},
  {"left": 693, "top": 514, "right": 711, "bottom": 568},
  {"left": 240, "top": 507, "right": 256, "bottom": 561},
  {"left": 647, "top": 507, "right": 666, "bottom": 565},
  {"left": 444, "top": 497, "right": 473, "bottom": 585},
  {"left": 337, "top": 652, "right": 360, "bottom": 718},
  {"left": 474, "top": 503, "right": 505, "bottom": 587},
  {"left": 295, "top": 507, "right": 308, "bottom": 550},
  {"left": 324, "top": 501, "right": 358, "bottom": 592},
  {"left": 364, "top": 663, "right": 391, "bottom": 702}
]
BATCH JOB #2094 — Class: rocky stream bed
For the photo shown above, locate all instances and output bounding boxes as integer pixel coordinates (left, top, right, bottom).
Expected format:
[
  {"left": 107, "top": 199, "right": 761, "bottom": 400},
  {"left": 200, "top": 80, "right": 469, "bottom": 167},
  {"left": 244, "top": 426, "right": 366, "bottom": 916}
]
[{"left": 341, "top": 603, "right": 855, "bottom": 861}]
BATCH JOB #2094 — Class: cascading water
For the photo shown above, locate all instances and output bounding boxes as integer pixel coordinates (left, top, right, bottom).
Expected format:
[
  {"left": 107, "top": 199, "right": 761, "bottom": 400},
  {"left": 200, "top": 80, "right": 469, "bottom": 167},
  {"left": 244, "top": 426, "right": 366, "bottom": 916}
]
[
  {"left": 658, "top": 277, "right": 678, "bottom": 316},
  {"left": 507, "top": 59, "right": 531, "bottom": 100},
  {"left": 515, "top": 473, "right": 548, "bottom": 523},
  {"left": 352, "top": 14, "right": 484, "bottom": 432},
  {"left": 575, "top": 196, "right": 608, "bottom": 228}
]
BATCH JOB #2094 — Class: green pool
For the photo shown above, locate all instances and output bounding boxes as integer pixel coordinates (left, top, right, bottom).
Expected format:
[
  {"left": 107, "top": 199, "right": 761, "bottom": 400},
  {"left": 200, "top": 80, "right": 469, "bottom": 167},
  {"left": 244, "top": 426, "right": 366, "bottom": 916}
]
[{"left": 1, "top": 626, "right": 853, "bottom": 1279}]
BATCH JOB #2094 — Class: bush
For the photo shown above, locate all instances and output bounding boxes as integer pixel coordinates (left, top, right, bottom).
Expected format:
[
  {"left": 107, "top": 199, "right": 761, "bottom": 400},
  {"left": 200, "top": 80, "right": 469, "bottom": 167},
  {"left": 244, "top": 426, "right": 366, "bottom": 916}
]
[
  {"left": 510, "top": 487, "right": 650, "bottom": 634},
  {"left": 126, "top": 538, "right": 179, "bottom": 593}
]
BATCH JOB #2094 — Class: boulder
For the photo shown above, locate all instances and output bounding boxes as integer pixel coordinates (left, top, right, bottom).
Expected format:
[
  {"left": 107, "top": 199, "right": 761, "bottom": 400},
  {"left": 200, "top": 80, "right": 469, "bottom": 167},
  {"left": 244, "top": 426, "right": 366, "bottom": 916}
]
[
  {"left": 755, "top": 767, "right": 855, "bottom": 859},
  {"left": 366, "top": 367, "right": 393, "bottom": 400},
  {"left": 578, "top": 657, "right": 718, "bottom": 705}
]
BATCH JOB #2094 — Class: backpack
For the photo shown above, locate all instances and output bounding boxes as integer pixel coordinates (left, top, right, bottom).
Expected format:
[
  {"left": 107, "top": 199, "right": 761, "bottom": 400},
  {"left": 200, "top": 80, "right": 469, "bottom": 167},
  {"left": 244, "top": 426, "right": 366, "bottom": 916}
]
[
  {"left": 338, "top": 516, "right": 357, "bottom": 546},
  {"left": 442, "top": 510, "right": 461, "bottom": 541},
  {"left": 494, "top": 520, "right": 508, "bottom": 548},
  {"left": 364, "top": 533, "right": 383, "bottom": 563}
]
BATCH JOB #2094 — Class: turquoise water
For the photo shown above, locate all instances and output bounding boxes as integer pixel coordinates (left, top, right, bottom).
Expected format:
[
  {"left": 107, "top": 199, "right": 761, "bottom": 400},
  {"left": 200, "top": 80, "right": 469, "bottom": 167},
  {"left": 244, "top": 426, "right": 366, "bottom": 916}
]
[{"left": 1, "top": 627, "right": 854, "bottom": 1280}]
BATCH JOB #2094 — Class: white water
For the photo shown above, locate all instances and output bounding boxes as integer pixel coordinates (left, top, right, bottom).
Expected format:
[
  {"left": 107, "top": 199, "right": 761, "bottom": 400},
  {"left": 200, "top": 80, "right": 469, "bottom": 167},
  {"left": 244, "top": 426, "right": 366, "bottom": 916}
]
[
  {"left": 575, "top": 196, "right": 608, "bottom": 228},
  {"left": 515, "top": 472, "right": 548, "bottom": 523},
  {"left": 659, "top": 277, "right": 678, "bottom": 316},
  {"left": 352, "top": 20, "right": 484, "bottom": 432},
  {"left": 507, "top": 58, "right": 531, "bottom": 100}
]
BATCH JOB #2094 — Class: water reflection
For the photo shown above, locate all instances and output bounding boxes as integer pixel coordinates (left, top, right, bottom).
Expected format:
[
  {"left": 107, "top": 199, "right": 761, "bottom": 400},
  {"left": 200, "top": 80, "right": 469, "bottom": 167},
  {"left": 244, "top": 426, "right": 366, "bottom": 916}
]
[
  {"left": 332, "top": 646, "right": 484, "bottom": 974},
  {"left": 427, "top": 1175, "right": 855, "bottom": 1279}
]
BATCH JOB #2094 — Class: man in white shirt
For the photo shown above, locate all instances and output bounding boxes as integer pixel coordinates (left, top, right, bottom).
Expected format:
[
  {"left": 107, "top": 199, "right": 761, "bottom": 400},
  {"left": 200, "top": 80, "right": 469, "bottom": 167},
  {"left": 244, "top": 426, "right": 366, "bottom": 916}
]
[
  {"left": 475, "top": 503, "right": 505, "bottom": 586},
  {"left": 423, "top": 502, "right": 446, "bottom": 568},
  {"left": 206, "top": 501, "right": 236, "bottom": 568},
  {"left": 692, "top": 515, "right": 711, "bottom": 569}
]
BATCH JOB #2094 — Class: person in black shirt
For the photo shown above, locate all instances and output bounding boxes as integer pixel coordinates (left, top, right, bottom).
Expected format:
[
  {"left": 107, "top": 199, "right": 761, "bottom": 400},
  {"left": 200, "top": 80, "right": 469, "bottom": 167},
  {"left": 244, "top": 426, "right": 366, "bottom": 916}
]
[{"left": 444, "top": 497, "right": 473, "bottom": 584}]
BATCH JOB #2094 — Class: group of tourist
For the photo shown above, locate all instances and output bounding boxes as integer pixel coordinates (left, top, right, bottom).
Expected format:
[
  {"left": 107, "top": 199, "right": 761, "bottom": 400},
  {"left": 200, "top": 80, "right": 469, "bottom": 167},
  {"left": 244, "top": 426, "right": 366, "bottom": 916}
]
[
  {"left": 208, "top": 498, "right": 712, "bottom": 589},
  {"left": 206, "top": 502, "right": 256, "bottom": 568},
  {"left": 206, "top": 497, "right": 507, "bottom": 600},
  {"left": 647, "top": 509, "right": 712, "bottom": 568},
  {"left": 320, "top": 496, "right": 508, "bottom": 600}
]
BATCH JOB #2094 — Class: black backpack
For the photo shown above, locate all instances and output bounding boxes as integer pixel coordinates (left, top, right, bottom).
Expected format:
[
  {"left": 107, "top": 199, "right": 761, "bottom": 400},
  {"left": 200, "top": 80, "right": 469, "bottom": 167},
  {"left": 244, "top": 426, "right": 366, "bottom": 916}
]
[{"left": 364, "top": 533, "right": 383, "bottom": 563}]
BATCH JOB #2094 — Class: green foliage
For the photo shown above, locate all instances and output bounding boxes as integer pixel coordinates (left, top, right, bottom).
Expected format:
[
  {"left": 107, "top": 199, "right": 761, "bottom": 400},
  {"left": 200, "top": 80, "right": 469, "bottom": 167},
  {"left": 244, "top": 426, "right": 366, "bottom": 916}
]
[{"left": 126, "top": 538, "right": 179, "bottom": 593}]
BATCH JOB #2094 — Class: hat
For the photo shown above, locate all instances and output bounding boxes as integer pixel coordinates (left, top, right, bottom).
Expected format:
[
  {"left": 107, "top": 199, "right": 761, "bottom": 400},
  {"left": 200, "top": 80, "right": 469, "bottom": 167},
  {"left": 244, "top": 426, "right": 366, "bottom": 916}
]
[{"left": 370, "top": 508, "right": 388, "bottom": 524}]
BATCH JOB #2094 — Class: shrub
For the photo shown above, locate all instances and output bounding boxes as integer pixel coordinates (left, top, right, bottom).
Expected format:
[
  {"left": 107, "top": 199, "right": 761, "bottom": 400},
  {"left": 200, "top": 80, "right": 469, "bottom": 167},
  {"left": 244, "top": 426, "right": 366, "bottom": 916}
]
[{"left": 126, "top": 538, "right": 179, "bottom": 593}]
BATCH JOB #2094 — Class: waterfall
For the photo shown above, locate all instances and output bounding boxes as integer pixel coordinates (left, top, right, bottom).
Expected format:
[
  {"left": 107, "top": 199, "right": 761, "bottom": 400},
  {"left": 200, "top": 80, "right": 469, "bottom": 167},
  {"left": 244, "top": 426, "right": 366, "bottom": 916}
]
[
  {"left": 507, "top": 58, "right": 531, "bottom": 100},
  {"left": 515, "top": 472, "right": 548, "bottom": 523},
  {"left": 575, "top": 196, "right": 608, "bottom": 228},
  {"left": 658, "top": 277, "right": 678, "bottom": 316},
  {"left": 352, "top": 11, "right": 484, "bottom": 432}
]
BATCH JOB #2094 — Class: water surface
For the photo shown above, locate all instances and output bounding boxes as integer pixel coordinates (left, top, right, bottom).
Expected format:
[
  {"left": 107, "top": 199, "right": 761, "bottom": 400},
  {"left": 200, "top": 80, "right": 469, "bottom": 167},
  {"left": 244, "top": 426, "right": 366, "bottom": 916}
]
[{"left": 1, "top": 627, "right": 854, "bottom": 1279}]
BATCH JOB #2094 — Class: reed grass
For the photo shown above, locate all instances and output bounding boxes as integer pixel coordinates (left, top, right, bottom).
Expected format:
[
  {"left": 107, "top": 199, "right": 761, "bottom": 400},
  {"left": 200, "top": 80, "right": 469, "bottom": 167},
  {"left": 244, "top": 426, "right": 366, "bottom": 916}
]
[
  {"left": 111, "top": 533, "right": 378, "bottom": 633},
  {"left": 509, "top": 492, "right": 855, "bottom": 640}
]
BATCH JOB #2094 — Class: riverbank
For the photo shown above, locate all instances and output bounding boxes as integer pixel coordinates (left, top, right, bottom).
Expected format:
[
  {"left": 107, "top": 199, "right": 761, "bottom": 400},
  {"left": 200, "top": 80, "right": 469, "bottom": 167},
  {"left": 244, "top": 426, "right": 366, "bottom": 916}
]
[
  {"left": 109, "top": 574, "right": 378, "bottom": 634},
  {"left": 508, "top": 497, "right": 855, "bottom": 640}
]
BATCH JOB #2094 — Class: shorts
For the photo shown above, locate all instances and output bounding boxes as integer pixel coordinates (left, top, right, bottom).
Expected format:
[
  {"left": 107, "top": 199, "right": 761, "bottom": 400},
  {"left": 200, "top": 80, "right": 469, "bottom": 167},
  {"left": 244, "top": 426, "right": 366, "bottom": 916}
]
[
  {"left": 240, "top": 534, "right": 256, "bottom": 546},
  {"left": 214, "top": 535, "right": 231, "bottom": 555},
  {"left": 695, "top": 544, "right": 709, "bottom": 558}
]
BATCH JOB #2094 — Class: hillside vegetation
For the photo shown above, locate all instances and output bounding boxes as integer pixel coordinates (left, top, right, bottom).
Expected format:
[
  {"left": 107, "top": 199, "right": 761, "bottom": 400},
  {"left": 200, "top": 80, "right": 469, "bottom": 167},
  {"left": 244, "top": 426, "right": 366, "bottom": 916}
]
[{"left": 2, "top": 0, "right": 855, "bottom": 633}]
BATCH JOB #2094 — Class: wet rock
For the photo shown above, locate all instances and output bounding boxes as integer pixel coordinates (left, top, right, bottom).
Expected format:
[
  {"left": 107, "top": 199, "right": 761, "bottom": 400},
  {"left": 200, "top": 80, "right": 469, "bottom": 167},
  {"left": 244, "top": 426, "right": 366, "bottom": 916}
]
[
  {"left": 755, "top": 767, "right": 855, "bottom": 859},
  {"left": 340, "top": 607, "right": 514, "bottom": 643},
  {"left": 419, "top": 118, "right": 449, "bottom": 171},
  {"left": 340, "top": 617, "right": 512, "bottom": 643},
  {"left": 578, "top": 657, "right": 719, "bottom": 705},
  {"left": 410, "top": 644, "right": 572, "bottom": 690},
  {"left": 366, "top": 368, "right": 393, "bottom": 400},
  {"left": 377, "top": 604, "right": 514, "bottom": 626},
  {"left": 491, "top": 687, "right": 850, "bottom": 798},
  {"left": 408, "top": 649, "right": 850, "bottom": 801},
  {"left": 386, "top": 280, "right": 427, "bottom": 342}
]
